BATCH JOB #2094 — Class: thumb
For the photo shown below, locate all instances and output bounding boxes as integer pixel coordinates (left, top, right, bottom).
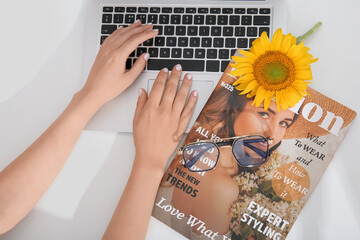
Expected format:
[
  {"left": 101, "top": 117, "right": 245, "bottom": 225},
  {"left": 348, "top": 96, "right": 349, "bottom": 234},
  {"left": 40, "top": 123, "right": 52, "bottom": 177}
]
[
  {"left": 126, "top": 52, "right": 149, "bottom": 81},
  {"left": 133, "top": 88, "right": 148, "bottom": 124}
]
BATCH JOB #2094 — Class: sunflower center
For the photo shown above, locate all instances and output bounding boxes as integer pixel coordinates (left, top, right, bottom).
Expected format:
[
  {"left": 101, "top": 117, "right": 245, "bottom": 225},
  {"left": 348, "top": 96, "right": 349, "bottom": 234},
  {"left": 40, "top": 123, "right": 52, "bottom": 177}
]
[{"left": 253, "top": 51, "right": 295, "bottom": 90}]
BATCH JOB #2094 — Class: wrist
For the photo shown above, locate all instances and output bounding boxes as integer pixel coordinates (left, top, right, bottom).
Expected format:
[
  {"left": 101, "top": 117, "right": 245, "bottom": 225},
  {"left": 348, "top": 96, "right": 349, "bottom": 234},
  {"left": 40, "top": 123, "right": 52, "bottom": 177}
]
[{"left": 132, "top": 154, "right": 168, "bottom": 177}]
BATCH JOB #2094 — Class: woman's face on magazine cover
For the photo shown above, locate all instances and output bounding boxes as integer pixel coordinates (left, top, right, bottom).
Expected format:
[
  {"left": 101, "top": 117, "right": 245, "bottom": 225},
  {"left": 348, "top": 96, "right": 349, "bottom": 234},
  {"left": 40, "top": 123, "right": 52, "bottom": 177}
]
[{"left": 217, "top": 100, "right": 295, "bottom": 175}]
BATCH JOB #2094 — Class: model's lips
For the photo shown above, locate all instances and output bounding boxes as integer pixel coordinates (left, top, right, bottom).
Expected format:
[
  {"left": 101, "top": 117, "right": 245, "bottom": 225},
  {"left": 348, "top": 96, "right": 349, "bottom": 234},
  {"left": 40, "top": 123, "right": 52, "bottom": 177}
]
[{"left": 252, "top": 141, "right": 268, "bottom": 152}]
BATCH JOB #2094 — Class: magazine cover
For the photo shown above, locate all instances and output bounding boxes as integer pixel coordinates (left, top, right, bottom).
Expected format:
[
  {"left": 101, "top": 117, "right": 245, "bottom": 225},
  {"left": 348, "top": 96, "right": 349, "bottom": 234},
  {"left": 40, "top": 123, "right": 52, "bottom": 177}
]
[{"left": 151, "top": 60, "right": 357, "bottom": 240}]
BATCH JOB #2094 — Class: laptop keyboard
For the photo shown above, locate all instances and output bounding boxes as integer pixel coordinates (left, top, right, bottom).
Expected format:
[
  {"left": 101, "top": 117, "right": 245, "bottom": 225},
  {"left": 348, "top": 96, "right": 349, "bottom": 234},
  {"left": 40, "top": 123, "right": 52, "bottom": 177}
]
[{"left": 100, "top": 6, "right": 271, "bottom": 72}]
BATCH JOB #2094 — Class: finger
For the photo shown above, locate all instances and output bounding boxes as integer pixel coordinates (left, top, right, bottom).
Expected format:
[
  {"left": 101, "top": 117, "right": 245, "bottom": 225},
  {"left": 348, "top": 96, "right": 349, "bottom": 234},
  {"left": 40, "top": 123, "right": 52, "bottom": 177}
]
[
  {"left": 147, "top": 68, "right": 169, "bottom": 107},
  {"left": 177, "top": 91, "right": 198, "bottom": 137},
  {"left": 112, "top": 23, "right": 155, "bottom": 49},
  {"left": 172, "top": 73, "right": 193, "bottom": 115},
  {"left": 160, "top": 64, "right": 182, "bottom": 109},
  {"left": 107, "top": 19, "right": 142, "bottom": 42},
  {"left": 123, "top": 52, "right": 149, "bottom": 85},
  {"left": 117, "top": 27, "right": 159, "bottom": 56},
  {"left": 133, "top": 88, "right": 148, "bottom": 125}
]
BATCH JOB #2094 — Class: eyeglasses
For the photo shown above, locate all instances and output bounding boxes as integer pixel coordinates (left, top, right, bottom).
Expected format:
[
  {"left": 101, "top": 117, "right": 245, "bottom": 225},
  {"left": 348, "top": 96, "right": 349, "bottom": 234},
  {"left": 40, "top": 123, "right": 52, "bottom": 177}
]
[{"left": 176, "top": 135, "right": 273, "bottom": 172}]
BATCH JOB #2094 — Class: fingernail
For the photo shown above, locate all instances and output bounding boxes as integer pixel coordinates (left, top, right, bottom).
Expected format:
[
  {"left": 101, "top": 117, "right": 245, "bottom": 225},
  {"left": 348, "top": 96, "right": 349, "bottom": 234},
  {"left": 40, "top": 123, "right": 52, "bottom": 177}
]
[
  {"left": 186, "top": 73, "right": 193, "bottom": 80},
  {"left": 147, "top": 22, "right": 153, "bottom": 25},
  {"left": 162, "top": 67, "right": 169, "bottom": 72},
  {"left": 144, "top": 53, "right": 150, "bottom": 61},
  {"left": 193, "top": 90, "right": 198, "bottom": 97},
  {"left": 152, "top": 29, "right": 159, "bottom": 32},
  {"left": 138, "top": 88, "right": 142, "bottom": 96},
  {"left": 134, "top": 19, "right": 141, "bottom": 24},
  {"left": 175, "top": 64, "right": 182, "bottom": 71}
]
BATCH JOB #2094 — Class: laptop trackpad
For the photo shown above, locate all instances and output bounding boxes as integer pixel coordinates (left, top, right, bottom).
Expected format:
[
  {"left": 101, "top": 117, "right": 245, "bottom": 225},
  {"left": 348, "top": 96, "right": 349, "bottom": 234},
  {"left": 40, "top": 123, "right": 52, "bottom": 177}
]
[{"left": 147, "top": 79, "right": 214, "bottom": 133}]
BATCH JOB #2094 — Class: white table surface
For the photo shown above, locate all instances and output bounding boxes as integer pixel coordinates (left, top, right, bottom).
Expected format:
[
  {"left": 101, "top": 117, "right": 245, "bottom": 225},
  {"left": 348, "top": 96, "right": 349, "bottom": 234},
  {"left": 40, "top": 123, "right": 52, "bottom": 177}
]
[{"left": 0, "top": 0, "right": 359, "bottom": 239}]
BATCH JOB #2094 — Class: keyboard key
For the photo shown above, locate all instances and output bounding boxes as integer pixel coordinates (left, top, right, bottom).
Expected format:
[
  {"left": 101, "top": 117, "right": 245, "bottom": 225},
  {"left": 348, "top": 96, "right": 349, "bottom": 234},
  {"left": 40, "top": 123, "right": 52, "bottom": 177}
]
[
  {"left": 126, "top": 7, "right": 136, "bottom": 12},
  {"left": 137, "top": 14, "right": 146, "bottom": 23},
  {"left": 249, "top": 38, "right": 257, "bottom": 47},
  {"left": 153, "top": 25, "right": 163, "bottom": 35},
  {"left": 235, "top": 27, "right": 245, "bottom": 36},
  {"left": 186, "top": 8, "right": 196, "bottom": 13},
  {"left": 114, "top": 14, "right": 123, "bottom": 23},
  {"left": 174, "top": 8, "right": 184, "bottom": 13},
  {"left": 225, "top": 38, "right": 236, "bottom": 48},
  {"left": 194, "top": 15, "right": 205, "bottom": 25},
  {"left": 235, "top": 8, "right": 245, "bottom": 14},
  {"left": 207, "top": 49, "right": 217, "bottom": 59},
  {"left": 221, "top": 60, "right": 230, "bottom": 72},
  {"left": 247, "top": 27, "right": 258, "bottom": 37},
  {"left": 164, "top": 26, "right": 174, "bottom": 35},
  {"left": 213, "top": 38, "right": 224, "bottom": 47},
  {"left": 155, "top": 37, "right": 165, "bottom": 46},
  {"left": 223, "top": 27, "right": 233, "bottom": 36},
  {"left": 222, "top": 8, "right": 233, "bottom": 14},
  {"left": 147, "top": 59, "right": 205, "bottom": 71},
  {"left": 201, "top": 38, "right": 212, "bottom": 47},
  {"left": 199, "top": 26, "right": 210, "bottom": 36},
  {"left": 241, "top": 16, "right": 252, "bottom": 25},
  {"left": 218, "top": 15, "right": 228, "bottom": 25},
  {"left": 198, "top": 8, "right": 209, "bottom": 14},
  {"left": 229, "top": 16, "right": 240, "bottom": 25},
  {"left": 138, "top": 7, "right": 148, "bottom": 13},
  {"left": 130, "top": 50, "right": 135, "bottom": 57},
  {"left": 237, "top": 38, "right": 248, "bottom": 48},
  {"left": 148, "top": 15, "right": 158, "bottom": 24},
  {"left": 219, "top": 49, "right": 229, "bottom": 59},
  {"left": 206, "top": 15, "right": 216, "bottom": 25},
  {"left": 166, "top": 37, "right": 176, "bottom": 46},
  {"left": 126, "top": 58, "right": 132, "bottom": 69},
  {"left": 210, "top": 8, "right": 221, "bottom": 14},
  {"left": 260, "top": 8, "right": 271, "bottom": 14},
  {"left": 182, "top": 15, "right": 193, "bottom": 24},
  {"left": 162, "top": 7, "right": 172, "bottom": 13},
  {"left": 125, "top": 14, "right": 135, "bottom": 23},
  {"left": 190, "top": 37, "right": 200, "bottom": 47},
  {"left": 195, "top": 49, "right": 205, "bottom": 58},
  {"left": 159, "top": 15, "right": 170, "bottom": 24},
  {"left": 172, "top": 48, "right": 182, "bottom": 58},
  {"left": 247, "top": 8, "right": 258, "bottom": 14},
  {"left": 187, "top": 26, "right": 198, "bottom": 36},
  {"left": 171, "top": 15, "right": 181, "bottom": 24},
  {"left": 100, "top": 35, "right": 108, "bottom": 45},
  {"left": 259, "top": 27, "right": 270, "bottom": 36},
  {"left": 160, "top": 48, "right": 170, "bottom": 57},
  {"left": 137, "top": 48, "right": 147, "bottom": 57},
  {"left": 254, "top": 16, "right": 270, "bottom": 25},
  {"left": 150, "top": 7, "right": 160, "bottom": 13},
  {"left": 211, "top": 27, "right": 221, "bottom": 36},
  {"left": 103, "top": 7, "right": 113, "bottom": 12},
  {"left": 115, "top": 7, "right": 125, "bottom": 12},
  {"left": 143, "top": 38, "right": 153, "bottom": 46},
  {"left": 206, "top": 60, "right": 220, "bottom": 72},
  {"left": 101, "top": 25, "right": 117, "bottom": 34},
  {"left": 183, "top": 48, "right": 194, "bottom": 58},
  {"left": 102, "top": 14, "right": 112, "bottom": 23},
  {"left": 178, "top": 37, "right": 188, "bottom": 47},
  {"left": 149, "top": 48, "right": 159, "bottom": 57},
  {"left": 176, "top": 26, "right": 186, "bottom": 35},
  {"left": 230, "top": 49, "right": 237, "bottom": 56}
]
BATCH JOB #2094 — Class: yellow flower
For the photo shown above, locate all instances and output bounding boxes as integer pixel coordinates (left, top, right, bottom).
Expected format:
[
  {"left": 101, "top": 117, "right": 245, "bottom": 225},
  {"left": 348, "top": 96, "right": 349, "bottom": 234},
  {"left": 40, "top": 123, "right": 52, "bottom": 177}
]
[{"left": 229, "top": 28, "right": 318, "bottom": 111}]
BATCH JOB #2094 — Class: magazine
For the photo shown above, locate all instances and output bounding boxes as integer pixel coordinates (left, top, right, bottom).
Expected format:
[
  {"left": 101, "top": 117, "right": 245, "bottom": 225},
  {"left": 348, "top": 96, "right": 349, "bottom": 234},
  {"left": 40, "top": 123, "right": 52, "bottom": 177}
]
[{"left": 151, "top": 58, "right": 357, "bottom": 240}]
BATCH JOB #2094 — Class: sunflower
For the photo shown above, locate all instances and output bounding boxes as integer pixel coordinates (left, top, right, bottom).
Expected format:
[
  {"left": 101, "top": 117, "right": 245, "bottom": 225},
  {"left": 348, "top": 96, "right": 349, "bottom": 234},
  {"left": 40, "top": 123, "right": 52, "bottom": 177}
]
[{"left": 229, "top": 28, "right": 318, "bottom": 111}]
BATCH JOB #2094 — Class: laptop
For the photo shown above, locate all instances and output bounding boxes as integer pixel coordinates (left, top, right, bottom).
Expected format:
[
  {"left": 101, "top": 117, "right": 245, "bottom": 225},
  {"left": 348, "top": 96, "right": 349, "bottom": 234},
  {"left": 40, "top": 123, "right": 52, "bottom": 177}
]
[{"left": 81, "top": 0, "right": 287, "bottom": 133}]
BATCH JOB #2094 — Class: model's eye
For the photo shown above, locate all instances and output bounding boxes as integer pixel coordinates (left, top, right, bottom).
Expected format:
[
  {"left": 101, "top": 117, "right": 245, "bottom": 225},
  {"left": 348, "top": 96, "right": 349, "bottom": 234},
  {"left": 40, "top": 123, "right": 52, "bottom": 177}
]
[
  {"left": 279, "top": 121, "right": 290, "bottom": 128},
  {"left": 258, "top": 112, "right": 269, "bottom": 119}
]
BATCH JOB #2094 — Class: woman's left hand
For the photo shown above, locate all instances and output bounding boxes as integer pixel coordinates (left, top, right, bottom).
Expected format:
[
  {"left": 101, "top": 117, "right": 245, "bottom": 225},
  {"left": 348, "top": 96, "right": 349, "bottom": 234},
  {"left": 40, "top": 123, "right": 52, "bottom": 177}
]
[{"left": 81, "top": 20, "right": 158, "bottom": 106}]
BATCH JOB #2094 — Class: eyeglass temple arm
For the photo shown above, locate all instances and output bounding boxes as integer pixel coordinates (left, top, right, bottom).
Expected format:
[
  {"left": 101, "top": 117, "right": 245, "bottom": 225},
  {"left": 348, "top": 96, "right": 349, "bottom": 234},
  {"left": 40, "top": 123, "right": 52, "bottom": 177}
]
[{"left": 243, "top": 140, "right": 267, "bottom": 158}]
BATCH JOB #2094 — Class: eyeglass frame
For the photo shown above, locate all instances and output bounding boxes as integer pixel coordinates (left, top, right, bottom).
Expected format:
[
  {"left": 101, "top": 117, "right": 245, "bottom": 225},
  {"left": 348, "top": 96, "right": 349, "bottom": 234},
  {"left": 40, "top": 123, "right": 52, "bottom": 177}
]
[{"left": 176, "top": 135, "right": 274, "bottom": 172}]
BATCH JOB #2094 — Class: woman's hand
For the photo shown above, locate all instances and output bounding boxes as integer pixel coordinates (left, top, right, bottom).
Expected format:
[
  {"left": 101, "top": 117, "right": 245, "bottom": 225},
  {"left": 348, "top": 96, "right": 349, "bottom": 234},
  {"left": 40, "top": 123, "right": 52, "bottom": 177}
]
[
  {"left": 133, "top": 64, "right": 198, "bottom": 172},
  {"left": 81, "top": 20, "right": 158, "bottom": 106}
]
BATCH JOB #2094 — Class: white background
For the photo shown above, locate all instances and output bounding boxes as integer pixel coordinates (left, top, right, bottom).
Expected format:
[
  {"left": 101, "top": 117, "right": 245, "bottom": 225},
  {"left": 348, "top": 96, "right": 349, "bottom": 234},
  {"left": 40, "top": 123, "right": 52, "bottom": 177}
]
[{"left": 0, "top": 0, "right": 359, "bottom": 239}]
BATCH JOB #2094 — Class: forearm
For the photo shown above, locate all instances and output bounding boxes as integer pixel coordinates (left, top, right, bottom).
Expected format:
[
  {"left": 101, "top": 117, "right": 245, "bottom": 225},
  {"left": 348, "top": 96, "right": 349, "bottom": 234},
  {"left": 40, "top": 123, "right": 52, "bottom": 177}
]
[
  {"left": 102, "top": 155, "right": 165, "bottom": 240},
  {"left": 0, "top": 89, "right": 102, "bottom": 234}
]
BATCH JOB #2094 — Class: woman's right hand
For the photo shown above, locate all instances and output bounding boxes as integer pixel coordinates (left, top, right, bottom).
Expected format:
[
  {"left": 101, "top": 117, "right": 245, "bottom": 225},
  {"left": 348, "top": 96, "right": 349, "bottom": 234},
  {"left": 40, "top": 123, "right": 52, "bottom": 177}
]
[{"left": 132, "top": 64, "right": 198, "bottom": 172}]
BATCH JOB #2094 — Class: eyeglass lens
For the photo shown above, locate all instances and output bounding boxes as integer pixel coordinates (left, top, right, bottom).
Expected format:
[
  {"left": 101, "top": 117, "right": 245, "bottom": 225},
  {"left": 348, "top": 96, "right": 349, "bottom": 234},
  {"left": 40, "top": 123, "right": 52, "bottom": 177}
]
[
  {"left": 183, "top": 142, "right": 219, "bottom": 172},
  {"left": 232, "top": 137, "right": 268, "bottom": 167}
]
